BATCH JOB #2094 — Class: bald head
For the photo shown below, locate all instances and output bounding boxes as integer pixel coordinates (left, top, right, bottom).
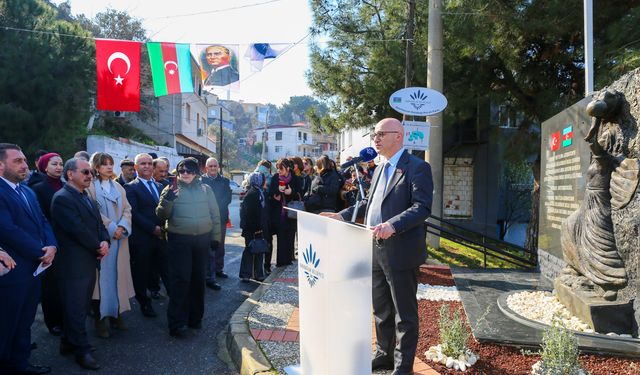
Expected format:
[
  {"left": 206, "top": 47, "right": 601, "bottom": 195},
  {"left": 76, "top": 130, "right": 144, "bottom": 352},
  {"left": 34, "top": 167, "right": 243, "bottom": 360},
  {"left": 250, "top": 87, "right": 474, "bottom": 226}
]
[{"left": 372, "top": 118, "right": 404, "bottom": 158}]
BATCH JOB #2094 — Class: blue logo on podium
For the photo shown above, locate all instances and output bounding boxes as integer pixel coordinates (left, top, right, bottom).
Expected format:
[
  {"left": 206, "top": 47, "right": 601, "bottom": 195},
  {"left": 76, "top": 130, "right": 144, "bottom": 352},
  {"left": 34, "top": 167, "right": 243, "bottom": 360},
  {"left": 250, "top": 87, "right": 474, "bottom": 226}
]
[{"left": 302, "top": 244, "right": 321, "bottom": 287}]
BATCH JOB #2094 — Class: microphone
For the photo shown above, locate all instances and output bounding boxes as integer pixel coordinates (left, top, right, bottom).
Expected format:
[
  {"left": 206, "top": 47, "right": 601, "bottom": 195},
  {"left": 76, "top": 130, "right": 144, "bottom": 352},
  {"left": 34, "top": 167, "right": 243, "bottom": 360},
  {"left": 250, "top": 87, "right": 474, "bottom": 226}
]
[{"left": 340, "top": 147, "right": 377, "bottom": 169}]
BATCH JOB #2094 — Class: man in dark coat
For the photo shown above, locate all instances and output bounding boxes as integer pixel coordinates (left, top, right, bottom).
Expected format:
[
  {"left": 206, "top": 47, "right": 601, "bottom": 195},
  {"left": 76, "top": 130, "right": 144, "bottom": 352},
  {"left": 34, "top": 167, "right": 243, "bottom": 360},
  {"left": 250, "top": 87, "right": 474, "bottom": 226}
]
[
  {"left": 322, "top": 118, "right": 433, "bottom": 375},
  {"left": 0, "top": 143, "right": 57, "bottom": 375},
  {"left": 51, "top": 157, "right": 110, "bottom": 371},
  {"left": 202, "top": 157, "right": 232, "bottom": 289},
  {"left": 116, "top": 159, "right": 136, "bottom": 186},
  {"left": 125, "top": 153, "right": 169, "bottom": 317}
]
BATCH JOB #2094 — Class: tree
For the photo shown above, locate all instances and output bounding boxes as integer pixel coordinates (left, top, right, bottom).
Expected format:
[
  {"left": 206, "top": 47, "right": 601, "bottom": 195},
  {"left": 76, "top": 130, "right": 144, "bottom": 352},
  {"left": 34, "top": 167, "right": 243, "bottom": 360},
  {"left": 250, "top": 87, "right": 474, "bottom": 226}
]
[
  {"left": 308, "top": 0, "right": 640, "bottom": 249},
  {"left": 0, "top": 0, "right": 95, "bottom": 158},
  {"left": 278, "top": 95, "right": 329, "bottom": 125}
]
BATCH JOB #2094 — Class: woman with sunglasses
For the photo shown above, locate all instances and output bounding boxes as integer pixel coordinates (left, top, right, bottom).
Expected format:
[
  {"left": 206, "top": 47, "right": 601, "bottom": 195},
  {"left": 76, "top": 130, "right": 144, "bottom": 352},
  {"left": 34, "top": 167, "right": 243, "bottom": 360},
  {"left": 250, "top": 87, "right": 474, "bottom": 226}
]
[
  {"left": 156, "top": 158, "right": 222, "bottom": 338},
  {"left": 86, "top": 152, "right": 135, "bottom": 338},
  {"left": 268, "top": 158, "right": 301, "bottom": 267}
]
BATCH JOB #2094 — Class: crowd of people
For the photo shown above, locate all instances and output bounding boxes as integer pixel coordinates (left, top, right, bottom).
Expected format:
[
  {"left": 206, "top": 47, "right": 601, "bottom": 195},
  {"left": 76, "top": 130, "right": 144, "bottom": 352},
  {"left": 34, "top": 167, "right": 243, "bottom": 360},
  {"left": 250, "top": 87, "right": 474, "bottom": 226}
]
[
  {"left": 237, "top": 154, "right": 379, "bottom": 282},
  {"left": 1, "top": 117, "right": 433, "bottom": 375},
  {"left": 0, "top": 144, "right": 232, "bottom": 373}
]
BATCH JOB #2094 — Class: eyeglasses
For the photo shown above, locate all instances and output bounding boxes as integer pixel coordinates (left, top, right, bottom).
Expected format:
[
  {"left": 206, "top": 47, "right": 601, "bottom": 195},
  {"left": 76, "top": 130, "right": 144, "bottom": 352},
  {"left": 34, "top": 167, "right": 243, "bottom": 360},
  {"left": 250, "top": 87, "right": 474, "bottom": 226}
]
[
  {"left": 79, "top": 169, "right": 92, "bottom": 176},
  {"left": 370, "top": 131, "right": 399, "bottom": 140},
  {"left": 177, "top": 169, "right": 195, "bottom": 175}
]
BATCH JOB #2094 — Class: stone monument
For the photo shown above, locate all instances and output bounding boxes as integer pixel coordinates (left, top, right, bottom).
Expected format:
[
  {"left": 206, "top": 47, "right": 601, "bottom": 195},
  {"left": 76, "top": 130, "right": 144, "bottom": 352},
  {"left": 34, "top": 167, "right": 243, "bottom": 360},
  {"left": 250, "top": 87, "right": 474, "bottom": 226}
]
[{"left": 553, "top": 69, "right": 640, "bottom": 335}]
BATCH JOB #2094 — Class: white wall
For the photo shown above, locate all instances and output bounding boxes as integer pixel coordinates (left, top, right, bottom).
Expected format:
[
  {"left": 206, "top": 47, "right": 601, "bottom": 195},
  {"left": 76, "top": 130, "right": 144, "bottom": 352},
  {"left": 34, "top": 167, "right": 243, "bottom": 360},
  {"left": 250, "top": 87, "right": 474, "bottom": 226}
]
[
  {"left": 87, "top": 135, "right": 183, "bottom": 175},
  {"left": 339, "top": 128, "right": 374, "bottom": 162}
]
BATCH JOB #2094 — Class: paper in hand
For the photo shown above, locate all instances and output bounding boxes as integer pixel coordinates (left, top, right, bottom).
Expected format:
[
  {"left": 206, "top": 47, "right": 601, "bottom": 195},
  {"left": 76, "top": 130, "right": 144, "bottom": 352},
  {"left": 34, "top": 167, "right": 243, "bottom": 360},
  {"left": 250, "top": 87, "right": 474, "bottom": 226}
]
[
  {"left": 0, "top": 262, "right": 9, "bottom": 277},
  {"left": 33, "top": 262, "right": 51, "bottom": 277}
]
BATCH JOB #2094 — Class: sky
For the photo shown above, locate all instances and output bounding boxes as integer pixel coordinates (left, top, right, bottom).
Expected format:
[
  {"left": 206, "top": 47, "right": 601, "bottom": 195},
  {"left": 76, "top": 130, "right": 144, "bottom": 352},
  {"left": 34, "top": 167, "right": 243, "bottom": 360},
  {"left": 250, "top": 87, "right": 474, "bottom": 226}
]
[{"left": 54, "top": 0, "right": 315, "bottom": 105}]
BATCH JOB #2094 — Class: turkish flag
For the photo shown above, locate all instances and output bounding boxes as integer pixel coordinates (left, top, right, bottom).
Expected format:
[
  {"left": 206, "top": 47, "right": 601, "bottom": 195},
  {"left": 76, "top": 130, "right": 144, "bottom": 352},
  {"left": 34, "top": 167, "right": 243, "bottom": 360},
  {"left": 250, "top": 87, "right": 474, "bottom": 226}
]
[
  {"left": 550, "top": 131, "right": 560, "bottom": 151},
  {"left": 96, "top": 39, "right": 141, "bottom": 112}
]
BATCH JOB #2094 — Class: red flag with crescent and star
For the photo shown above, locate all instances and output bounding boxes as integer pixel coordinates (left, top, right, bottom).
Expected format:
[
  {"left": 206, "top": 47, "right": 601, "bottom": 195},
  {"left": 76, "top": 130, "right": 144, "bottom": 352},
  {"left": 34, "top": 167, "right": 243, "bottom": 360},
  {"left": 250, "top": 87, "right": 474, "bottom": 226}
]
[
  {"left": 550, "top": 130, "right": 561, "bottom": 152},
  {"left": 96, "top": 39, "right": 141, "bottom": 112}
]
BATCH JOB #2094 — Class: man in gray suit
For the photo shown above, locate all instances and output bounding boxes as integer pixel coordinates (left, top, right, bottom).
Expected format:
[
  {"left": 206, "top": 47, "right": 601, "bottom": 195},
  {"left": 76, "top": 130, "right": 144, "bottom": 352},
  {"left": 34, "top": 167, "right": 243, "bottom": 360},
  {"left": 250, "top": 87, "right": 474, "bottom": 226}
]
[{"left": 322, "top": 118, "right": 433, "bottom": 375}]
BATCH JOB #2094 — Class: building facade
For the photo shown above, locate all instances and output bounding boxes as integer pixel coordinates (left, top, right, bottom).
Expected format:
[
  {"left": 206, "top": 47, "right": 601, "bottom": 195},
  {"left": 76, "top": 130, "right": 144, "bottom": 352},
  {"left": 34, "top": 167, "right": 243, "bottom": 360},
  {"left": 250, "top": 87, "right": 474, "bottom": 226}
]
[{"left": 256, "top": 122, "right": 338, "bottom": 161}]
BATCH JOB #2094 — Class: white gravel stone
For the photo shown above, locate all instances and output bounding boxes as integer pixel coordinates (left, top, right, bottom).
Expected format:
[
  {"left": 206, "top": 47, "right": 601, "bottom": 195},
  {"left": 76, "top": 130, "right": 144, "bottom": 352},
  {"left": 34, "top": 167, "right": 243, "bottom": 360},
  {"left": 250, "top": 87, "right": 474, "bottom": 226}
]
[
  {"left": 506, "top": 291, "right": 595, "bottom": 333},
  {"left": 416, "top": 283, "right": 461, "bottom": 301}
]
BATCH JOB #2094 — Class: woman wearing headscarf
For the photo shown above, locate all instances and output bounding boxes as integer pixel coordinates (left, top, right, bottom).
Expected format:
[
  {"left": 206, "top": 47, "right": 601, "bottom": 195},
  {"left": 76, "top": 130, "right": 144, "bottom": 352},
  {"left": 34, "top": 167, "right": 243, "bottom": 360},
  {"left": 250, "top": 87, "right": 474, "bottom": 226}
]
[
  {"left": 239, "top": 172, "right": 268, "bottom": 282},
  {"left": 87, "top": 152, "right": 135, "bottom": 338},
  {"left": 28, "top": 152, "right": 65, "bottom": 336},
  {"left": 156, "top": 158, "right": 221, "bottom": 338},
  {"left": 268, "top": 158, "right": 301, "bottom": 267}
]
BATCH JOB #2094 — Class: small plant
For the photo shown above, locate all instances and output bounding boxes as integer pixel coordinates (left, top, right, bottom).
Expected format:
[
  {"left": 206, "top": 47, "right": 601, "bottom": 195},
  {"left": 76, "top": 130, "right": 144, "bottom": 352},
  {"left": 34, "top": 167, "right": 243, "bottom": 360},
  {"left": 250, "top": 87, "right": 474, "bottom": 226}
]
[
  {"left": 532, "top": 318, "right": 587, "bottom": 375},
  {"left": 438, "top": 304, "right": 469, "bottom": 358}
]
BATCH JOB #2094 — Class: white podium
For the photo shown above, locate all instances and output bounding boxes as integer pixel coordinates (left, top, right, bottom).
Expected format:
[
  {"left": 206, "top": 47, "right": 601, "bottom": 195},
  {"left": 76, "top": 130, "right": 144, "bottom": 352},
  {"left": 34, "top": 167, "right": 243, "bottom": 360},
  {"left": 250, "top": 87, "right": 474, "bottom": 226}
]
[{"left": 285, "top": 210, "right": 372, "bottom": 375}]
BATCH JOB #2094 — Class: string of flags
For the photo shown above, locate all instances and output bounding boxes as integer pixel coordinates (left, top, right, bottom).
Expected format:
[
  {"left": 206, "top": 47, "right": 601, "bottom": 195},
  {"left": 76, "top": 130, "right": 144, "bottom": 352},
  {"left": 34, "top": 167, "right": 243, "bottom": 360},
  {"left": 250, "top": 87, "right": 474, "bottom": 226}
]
[{"left": 95, "top": 39, "right": 285, "bottom": 112}]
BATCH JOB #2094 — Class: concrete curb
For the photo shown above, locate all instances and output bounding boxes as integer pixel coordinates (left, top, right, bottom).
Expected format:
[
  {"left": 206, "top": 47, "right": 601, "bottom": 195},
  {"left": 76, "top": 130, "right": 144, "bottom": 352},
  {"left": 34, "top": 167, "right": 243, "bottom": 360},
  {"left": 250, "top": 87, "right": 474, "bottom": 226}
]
[{"left": 226, "top": 266, "right": 288, "bottom": 375}]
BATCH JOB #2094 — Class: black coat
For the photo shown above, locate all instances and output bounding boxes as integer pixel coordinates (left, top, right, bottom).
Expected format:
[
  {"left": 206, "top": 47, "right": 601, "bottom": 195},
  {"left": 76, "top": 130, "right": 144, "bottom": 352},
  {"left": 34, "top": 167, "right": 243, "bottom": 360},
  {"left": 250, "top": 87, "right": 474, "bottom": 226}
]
[
  {"left": 125, "top": 178, "right": 164, "bottom": 245},
  {"left": 50, "top": 185, "right": 110, "bottom": 279},
  {"left": 340, "top": 150, "right": 433, "bottom": 270},
  {"left": 202, "top": 174, "right": 232, "bottom": 221},
  {"left": 307, "top": 170, "right": 340, "bottom": 212},
  {"left": 240, "top": 187, "right": 267, "bottom": 237},
  {"left": 28, "top": 172, "right": 63, "bottom": 220},
  {"left": 268, "top": 173, "right": 302, "bottom": 225}
]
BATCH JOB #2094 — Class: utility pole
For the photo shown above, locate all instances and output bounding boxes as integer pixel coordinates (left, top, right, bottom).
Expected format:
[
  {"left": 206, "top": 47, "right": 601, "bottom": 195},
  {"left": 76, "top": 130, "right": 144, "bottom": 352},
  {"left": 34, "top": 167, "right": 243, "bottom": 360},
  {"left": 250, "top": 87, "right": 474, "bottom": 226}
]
[
  {"left": 219, "top": 107, "right": 224, "bottom": 169},
  {"left": 426, "top": 0, "right": 443, "bottom": 249},
  {"left": 261, "top": 107, "right": 268, "bottom": 160},
  {"left": 405, "top": 0, "right": 415, "bottom": 89},
  {"left": 584, "top": 0, "right": 594, "bottom": 96},
  {"left": 403, "top": 0, "right": 416, "bottom": 123}
]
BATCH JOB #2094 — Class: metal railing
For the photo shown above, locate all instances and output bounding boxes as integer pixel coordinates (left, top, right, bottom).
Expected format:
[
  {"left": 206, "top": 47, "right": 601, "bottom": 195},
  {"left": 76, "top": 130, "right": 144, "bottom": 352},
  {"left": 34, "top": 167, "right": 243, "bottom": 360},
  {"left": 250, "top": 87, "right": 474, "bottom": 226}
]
[{"left": 426, "top": 214, "right": 537, "bottom": 269}]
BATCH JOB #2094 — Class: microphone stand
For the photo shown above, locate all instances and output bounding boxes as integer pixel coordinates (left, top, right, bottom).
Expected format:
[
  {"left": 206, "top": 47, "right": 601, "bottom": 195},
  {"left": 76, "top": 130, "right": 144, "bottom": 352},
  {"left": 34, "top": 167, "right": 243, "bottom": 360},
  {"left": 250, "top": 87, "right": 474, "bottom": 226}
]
[{"left": 350, "top": 167, "right": 366, "bottom": 223}]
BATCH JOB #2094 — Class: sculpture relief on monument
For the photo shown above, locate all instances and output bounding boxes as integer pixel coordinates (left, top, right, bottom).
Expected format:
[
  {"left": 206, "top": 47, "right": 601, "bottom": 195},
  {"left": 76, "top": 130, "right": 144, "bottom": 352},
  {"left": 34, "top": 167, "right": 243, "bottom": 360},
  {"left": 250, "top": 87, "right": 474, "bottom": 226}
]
[{"left": 554, "top": 69, "right": 640, "bottom": 335}]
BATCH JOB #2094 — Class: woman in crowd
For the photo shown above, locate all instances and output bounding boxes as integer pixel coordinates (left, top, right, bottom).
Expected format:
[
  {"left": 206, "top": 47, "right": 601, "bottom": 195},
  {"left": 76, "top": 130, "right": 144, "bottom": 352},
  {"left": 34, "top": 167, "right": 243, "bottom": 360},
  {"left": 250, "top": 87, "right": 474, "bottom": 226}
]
[
  {"left": 252, "top": 160, "right": 274, "bottom": 274},
  {"left": 301, "top": 157, "right": 314, "bottom": 197},
  {"left": 239, "top": 172, "right": 268, "bottom": 282},
  {"left": 156, "top": 158, "right": 221, "bottom": 338},
  {"left": 28, "top": 152, "right": 65, "bottom": 336},
  {"left": 87, "top": 152, "right": 135, "bottom": 338},
  {"left": 305, "top": 155, "right": 340, "bottom": 214},
  {"left": 268, "top": 158, "right": 301, "bottom": 267}
]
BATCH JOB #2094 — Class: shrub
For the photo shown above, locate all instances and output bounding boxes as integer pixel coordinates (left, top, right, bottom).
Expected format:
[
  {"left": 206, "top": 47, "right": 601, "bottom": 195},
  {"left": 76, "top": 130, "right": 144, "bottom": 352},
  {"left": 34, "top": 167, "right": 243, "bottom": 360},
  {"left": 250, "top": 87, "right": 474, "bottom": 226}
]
[
  {"left": 537, "top": 319, "right": 585, "bottom": 375},
  {"left": 438, "top": 304, "right": 469, "bottom": 358}
]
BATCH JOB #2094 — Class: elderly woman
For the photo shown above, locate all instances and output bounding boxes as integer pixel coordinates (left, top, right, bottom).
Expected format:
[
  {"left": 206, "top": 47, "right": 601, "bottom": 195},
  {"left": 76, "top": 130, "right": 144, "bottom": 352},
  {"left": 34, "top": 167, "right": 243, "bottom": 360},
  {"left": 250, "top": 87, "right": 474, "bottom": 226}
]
[
  {"left": 239, "top": 172, "right": 268, "bottom": 282},
  {"left": 156, "top": 158, "right": 221, "bottom": 338},
  {"left": 87, "top": 152, "right": 135, "bottom": 338},
  {"left": 28, "top": 152, "right": 65, "bottom": 336},
  {"left": 268, "top": 158, "right": 301, "bottom": 267}
]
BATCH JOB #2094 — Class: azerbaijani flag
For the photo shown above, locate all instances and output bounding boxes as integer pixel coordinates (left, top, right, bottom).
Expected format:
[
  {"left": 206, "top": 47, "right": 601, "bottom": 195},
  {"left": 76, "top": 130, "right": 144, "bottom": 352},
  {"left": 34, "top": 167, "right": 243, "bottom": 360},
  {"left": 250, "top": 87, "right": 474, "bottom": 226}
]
[
  {"left": 562, "top": 125, "right": 573, "bottom": 148},
  {"left": 147, "top": 42, "right": 194, "bottom": 97}
]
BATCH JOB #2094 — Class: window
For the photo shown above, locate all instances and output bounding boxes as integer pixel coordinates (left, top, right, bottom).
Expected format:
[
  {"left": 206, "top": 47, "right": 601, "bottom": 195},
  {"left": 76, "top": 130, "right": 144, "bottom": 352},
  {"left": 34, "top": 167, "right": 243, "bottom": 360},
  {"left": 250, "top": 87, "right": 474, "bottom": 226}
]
[
  {"left": 298, "top": 131, "right": 302, "bottom": 140},
  {"left": 196, "top": 113, "right": 200, "bottom": 130},
  {"left": 275, "top": 146, "right": 283, "bottom": 152},
  {"left": 303, "top": 133, "right": 307, "bottom": 142},
  {"left": 185, "top": 103, "right": 191, "bottom": 122},
  {"left": 275, "top": 131, "right": 283, "bottom": 141}
]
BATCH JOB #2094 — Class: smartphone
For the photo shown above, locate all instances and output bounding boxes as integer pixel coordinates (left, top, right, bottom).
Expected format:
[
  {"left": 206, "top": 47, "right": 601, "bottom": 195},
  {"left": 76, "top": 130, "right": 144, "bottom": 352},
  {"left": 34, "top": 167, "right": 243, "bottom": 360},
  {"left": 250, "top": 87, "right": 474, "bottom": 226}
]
[{"left": 170, "top": 176, "right": 178, "bottom": 190}]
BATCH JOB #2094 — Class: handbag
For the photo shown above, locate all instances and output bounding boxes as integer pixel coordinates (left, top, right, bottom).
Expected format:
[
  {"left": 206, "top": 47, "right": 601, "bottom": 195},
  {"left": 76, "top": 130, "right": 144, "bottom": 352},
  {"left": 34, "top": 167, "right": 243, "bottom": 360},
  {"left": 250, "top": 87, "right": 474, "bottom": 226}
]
[
  {"left": 248, "top": 236, "right": 269, "bottom": 254},
  {"left": 286, "top": 199, "right": 305, "bottom": 219}
]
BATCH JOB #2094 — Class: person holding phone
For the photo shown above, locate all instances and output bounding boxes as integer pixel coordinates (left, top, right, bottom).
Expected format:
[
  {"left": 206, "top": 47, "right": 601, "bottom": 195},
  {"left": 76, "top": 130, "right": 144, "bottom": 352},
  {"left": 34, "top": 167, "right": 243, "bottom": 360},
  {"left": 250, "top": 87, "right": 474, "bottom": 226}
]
[
  {"left": 268, "top": 158, "right": 301, "bottom": 267},
  {"left": 156, "top": 158, "right": 221, "bottom": 338}
]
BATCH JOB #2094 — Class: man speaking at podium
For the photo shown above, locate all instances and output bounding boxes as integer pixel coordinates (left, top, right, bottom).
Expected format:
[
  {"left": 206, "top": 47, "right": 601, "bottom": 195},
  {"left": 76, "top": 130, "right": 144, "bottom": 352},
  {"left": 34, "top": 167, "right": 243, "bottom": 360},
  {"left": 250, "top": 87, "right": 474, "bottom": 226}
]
[{"left": 322, "top": 118, "right": 433, "bottom": 375}]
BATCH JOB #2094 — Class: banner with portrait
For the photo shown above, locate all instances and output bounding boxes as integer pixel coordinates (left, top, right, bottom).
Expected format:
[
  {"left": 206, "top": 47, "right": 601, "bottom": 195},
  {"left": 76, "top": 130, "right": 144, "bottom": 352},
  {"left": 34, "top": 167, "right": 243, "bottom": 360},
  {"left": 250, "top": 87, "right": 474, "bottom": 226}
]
[{"left": 193, "top": 44, "right": 240, "bottom": 91}]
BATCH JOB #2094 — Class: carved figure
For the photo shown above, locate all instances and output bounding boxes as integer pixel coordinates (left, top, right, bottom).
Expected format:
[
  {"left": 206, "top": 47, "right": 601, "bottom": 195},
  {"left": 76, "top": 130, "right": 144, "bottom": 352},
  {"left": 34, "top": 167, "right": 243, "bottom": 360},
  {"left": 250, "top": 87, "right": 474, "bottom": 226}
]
[{"left": 560, "top": 90, "right": 632, "bottom": 300}]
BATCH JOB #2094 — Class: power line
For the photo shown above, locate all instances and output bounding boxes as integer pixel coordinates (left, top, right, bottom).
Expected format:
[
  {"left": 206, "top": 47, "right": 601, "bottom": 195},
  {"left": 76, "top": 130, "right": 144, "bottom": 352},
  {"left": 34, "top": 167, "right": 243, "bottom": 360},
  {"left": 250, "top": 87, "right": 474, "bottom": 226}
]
[{"left": 151, "top": 0, "right": 283, "bottom": 19}]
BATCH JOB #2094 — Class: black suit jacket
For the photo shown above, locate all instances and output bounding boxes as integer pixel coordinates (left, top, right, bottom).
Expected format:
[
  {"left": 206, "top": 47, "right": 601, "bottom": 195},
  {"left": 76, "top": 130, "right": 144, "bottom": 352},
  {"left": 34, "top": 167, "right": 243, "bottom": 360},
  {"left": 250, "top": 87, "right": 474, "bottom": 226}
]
[
  {"left": 0, "top": 179, "right": 57, "bottom": 285},
  {"left": 125, "top": 178, "right": 163, "bottom": 245},
  {"left": 340, "top": 150, "right": 433, "bottom": 270},
  {"left": 202, "top": 174, "right": 232, "bottom": 221},
  {"left": 50, "top": 185, "right": 110, "bottom": 279}
]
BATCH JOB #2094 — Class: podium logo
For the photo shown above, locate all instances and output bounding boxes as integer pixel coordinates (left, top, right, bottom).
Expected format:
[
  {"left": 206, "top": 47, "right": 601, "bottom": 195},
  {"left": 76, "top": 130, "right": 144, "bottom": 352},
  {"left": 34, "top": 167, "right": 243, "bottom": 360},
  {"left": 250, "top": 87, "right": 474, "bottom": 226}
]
[{"left": 301, "top": 244, "right": 323, "bottom": 287}]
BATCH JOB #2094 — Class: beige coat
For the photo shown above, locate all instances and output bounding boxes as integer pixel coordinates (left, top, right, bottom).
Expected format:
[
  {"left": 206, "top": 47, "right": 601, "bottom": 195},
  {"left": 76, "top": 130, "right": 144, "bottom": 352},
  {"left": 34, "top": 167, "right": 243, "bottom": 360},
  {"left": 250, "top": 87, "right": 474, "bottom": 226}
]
[{"left": 87, "top": 180, "right": 135, "bottom": 314}]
